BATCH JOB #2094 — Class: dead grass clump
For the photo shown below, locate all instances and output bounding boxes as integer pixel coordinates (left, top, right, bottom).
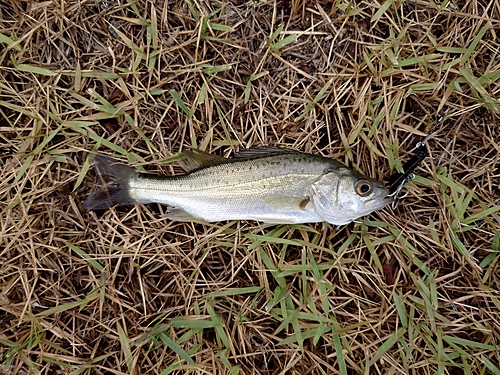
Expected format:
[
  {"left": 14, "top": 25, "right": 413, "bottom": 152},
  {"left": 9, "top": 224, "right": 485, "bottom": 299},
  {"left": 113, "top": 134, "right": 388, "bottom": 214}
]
[{"left": 1, "top": 0, "right": 500, "bottom": 374}]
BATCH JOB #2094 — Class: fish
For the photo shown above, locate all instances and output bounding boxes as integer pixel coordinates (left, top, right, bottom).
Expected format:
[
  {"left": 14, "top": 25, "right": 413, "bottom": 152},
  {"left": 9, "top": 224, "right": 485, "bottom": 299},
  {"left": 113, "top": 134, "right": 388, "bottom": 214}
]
[{"left": 83, "top": 147, "right": 392, "bottom": 225}]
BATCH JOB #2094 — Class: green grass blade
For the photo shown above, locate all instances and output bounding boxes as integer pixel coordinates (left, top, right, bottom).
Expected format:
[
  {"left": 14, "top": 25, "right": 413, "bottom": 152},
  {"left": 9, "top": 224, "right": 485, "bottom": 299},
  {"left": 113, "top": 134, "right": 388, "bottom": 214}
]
[
  {"left": 481, "top": 355, "right": 500, "bottom": 375},
  {"left": 449, "top": 233, "right": 471, "bottom": 258},
  {"left": 461, "top": 23, "right": 490, "bottom": 64},
  {"left": 464, "top": 206, "right": 500, "bottom": 224},
  {"left": 296, "top": 79, "right": 333, "bottom": 120},
  {"left": 393, "top": 290, "right": 408, "bottom": 327},
  {"left": 206, "top": 303, "right": 231, "bottom": 350},
  {"left": 209, "top": 22, "right": 233, "bottom": 32},
  {"left": 66, "top": 242, "right": 104, "bottom": 272},
  {"left": 205, "top": 286, "right": 261, "bottom": 298},
  {"left": 170, "top": 89, "right": 192, "bottom": 116},
  {"left": 372, "top": 0, "right": 393, "bottom": 21},
  {"left": 117, "top": 322, "right": 133, "bottom": 373},
  {"left": 0, "top": 32, "right": 22, "bottom": 51},
  {"left": 273, "top": 34, "right": 297, "bottom": 51},
  {"left": 37, "top": 291, "right": 98, "bottom": 316},
  {"left": 437, "top": 46, "right": 467, "bottom": 53},
  {"left": 333, "top": 333, "right": 348, "bottom": 375},
  {"left": 368, "top": 327, "right": 405, "bottom": 366},
  {"left": 171, "top": 318, "right": 219, "bottom": 329},
  {"left": 159, "top": 333, "right": 195, "bottom": 364},
  {"left": 16, "top": 64, "right": 57, "bottom": 76},
  {"left": 443, "top": 336, "right": 497, "bottom": 350},
  {"left": 269, "top": 25, "right": 284, "bottom": 44},
  {"left": 2, "top": 154, "right": 34, "bottom": 203},
  {"left": 62, "top": 70, "right": 120, "bottom": 79}
]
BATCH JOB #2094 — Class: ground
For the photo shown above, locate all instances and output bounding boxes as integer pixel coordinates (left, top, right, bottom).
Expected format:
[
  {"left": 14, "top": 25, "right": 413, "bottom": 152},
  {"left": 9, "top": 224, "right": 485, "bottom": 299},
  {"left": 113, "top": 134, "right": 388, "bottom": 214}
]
[{"left": 1, "top": 0, "right": 500, "bottom": 374}]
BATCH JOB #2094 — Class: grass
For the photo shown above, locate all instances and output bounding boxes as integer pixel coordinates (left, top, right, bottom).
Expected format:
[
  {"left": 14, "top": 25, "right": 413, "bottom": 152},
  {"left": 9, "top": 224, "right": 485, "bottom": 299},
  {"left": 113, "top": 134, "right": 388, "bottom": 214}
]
[{"left": 1, "top": 0, "right": 500, "bottom": 374}]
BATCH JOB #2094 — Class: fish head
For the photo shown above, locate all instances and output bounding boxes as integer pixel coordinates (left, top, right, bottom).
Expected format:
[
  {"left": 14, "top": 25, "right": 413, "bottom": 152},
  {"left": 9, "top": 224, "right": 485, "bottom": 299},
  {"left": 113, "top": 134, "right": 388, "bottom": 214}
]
[{"left": 310, "top": 167, "right": 393, "bottom": 225}]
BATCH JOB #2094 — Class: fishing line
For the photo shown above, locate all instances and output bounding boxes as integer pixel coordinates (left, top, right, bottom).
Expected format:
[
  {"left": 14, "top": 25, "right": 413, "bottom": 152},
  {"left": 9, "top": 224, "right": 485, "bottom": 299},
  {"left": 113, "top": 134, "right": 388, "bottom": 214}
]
[
  {"left": 385, "top": 9, "right": 497, "bottom": 206},
  {"left": 386, "top": 84, "right": 478, "bottom": 209}
]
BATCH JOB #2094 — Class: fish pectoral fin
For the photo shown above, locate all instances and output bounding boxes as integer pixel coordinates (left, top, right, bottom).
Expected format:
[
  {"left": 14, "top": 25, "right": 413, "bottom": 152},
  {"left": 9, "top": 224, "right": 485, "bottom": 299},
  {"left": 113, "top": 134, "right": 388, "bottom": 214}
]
[
  {"left": 160, "top": 207, "right": 209, "bottom": 223},
  {"left": 263, "top": 196, "right": 310, "bottom": 212},
  {"left": 177, "top": 149, "right": 227, "bottom": 172}
]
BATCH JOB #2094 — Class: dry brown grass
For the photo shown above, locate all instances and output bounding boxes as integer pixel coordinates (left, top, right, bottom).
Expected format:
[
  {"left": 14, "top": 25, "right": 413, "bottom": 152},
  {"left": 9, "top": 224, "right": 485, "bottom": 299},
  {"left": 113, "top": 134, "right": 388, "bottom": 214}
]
[{"left": 1, "top": 0, "right": 500, "bottom": 374}]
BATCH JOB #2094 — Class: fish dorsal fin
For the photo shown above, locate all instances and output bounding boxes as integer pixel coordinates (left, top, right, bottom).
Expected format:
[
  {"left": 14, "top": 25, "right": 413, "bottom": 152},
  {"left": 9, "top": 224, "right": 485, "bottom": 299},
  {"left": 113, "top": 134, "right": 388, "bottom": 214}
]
[
  {"left": 234, "top": 146, "right": 299, "bottom": 158},
  {"left": 177, "top": 149, "right": 227, "bottom": 172}
]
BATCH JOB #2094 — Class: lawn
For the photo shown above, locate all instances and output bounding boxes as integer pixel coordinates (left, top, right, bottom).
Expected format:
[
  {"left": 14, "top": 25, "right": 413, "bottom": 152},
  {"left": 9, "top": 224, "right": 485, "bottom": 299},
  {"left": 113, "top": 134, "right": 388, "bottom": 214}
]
[{"left": 1, "top": 0, "right": 499, "bottom": 374}]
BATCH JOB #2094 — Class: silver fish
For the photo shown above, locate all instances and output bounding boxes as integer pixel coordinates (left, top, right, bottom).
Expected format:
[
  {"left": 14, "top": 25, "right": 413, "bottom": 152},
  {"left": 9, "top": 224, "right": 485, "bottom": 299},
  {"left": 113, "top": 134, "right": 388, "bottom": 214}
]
[{"left": 83, "top": 147, "right": 392, "bottom": 225}]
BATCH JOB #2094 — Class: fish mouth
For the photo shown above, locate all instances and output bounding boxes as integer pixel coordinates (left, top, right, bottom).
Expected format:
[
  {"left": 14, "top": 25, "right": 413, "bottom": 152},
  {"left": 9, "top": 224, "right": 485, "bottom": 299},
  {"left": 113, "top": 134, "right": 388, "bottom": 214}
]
[
  {"left": 356, "top": 194, "right": 393, "bottom": 218},
  {"left": 381, "top": 194, "right": 395, "bottom": 206},
  {"left": 370, "top": 194, "right": 394, "bottom": 211}
]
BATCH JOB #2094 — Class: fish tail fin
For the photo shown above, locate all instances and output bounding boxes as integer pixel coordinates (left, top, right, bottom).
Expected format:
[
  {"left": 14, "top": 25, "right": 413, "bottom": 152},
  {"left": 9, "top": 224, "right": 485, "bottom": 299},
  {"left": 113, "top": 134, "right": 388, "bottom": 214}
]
[{"left": 83, "top": 155, "right": 139, "bottom": 210}]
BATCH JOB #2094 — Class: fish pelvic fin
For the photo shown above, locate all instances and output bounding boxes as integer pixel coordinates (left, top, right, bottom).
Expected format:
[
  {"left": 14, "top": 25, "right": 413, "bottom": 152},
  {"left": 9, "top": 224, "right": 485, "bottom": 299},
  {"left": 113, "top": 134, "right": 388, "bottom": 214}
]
[{"left": 83, "top": 155, "right": 139, "bottom": 210}]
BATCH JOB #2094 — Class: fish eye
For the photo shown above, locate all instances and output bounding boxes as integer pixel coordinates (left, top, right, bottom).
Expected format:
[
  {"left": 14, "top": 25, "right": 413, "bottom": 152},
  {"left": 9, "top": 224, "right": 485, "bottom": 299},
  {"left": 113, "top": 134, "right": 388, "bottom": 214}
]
[{"left": 355, "top": 180, "right": 373, "bottom": 196}]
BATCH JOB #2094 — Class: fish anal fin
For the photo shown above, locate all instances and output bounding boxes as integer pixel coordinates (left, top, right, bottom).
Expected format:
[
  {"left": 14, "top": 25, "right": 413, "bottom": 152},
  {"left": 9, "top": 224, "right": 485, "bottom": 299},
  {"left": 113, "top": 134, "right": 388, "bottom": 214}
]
[
  {"left": 160, "top": 207, "right": 209, "bottom": 223},
  {"left": 263, "top": 196, "right": 310, "bottom": 212},
  {"left": 177, "top": 149, "right": 227, "bottom": 172}
]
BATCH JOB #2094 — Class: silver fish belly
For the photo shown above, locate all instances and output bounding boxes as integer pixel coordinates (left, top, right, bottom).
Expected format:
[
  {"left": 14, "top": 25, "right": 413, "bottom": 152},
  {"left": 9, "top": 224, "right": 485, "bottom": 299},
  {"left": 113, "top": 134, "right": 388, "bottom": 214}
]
[{"left": 84, "top": 148, "right": 392, "bottom": 225}]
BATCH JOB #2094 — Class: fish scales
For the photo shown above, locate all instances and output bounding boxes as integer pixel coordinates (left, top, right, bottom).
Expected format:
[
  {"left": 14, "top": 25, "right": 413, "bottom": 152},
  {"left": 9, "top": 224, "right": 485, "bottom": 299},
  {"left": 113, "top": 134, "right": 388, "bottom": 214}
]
[
  {"left": 128, "top": 153, "right": 334, "bottom": 223},
  {"left": 131, "top": 153, "right": 333, "bottom": 194}
]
